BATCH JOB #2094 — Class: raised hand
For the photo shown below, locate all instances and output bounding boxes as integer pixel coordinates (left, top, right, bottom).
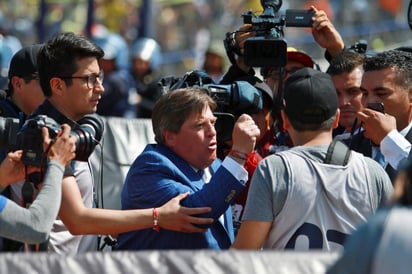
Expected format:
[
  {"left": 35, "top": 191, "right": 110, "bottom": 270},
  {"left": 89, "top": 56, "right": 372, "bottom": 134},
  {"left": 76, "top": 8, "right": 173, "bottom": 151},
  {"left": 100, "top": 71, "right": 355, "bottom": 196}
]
[{"left": 311, "top": 6, "right": 344, "bottom": 57}]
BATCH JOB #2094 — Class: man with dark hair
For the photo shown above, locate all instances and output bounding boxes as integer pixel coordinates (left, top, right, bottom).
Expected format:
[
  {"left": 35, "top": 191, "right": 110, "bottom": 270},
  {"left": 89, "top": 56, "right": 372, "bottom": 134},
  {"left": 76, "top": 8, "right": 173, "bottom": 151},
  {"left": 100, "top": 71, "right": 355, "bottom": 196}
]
[
  {"left": 232, "top": 68, "right": 392, "bottom": 251},
  {"left": 0, "top": 44, "right": 44, "bottom": 119},
  {"left": 350, "top": 49, "right": 412, "bottom": 180},
  {"left": 117, "top": 87, "right": 260, "bottom": 250},
  {"left": 31, "top": 32, "right": 215, "bottom": 253},
  {"left": 326, "top": 50, "right": 365, "bottom": 139}
]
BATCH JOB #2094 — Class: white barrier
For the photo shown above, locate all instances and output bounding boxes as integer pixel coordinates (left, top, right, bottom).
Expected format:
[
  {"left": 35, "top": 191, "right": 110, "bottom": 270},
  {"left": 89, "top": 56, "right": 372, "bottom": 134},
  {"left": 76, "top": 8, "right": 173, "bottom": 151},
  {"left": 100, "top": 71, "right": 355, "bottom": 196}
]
[
  {"left": 89, "top": 117, "right": 155, "bottom": 210},
  {"left": 0, "top": 250, "right": 340, "bottom": 274}
]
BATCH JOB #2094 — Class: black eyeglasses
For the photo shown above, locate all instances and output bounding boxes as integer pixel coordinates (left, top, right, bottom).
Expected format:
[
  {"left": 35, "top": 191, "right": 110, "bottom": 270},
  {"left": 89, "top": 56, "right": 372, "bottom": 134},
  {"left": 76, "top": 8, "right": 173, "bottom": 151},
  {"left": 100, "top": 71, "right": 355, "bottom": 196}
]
[{"left": 58, "top": 71, "right": 104, "bottom": 89}]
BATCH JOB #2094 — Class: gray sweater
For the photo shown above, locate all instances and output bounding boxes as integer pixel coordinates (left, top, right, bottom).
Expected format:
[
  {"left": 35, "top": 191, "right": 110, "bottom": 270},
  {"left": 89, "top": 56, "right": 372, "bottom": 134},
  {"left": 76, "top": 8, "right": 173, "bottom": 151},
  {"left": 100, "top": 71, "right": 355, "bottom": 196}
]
[{"left": 0, "top": 160, "right": 64, "bottom": 244}]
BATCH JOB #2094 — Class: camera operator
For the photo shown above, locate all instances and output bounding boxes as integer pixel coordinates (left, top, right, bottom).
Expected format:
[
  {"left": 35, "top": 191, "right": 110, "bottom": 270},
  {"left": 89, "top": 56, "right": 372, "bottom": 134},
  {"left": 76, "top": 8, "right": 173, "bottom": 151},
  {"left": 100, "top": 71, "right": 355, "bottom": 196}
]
[
  {"left": 222, "top": 6, "right": 344, "bottom": 156},
  {"left": 222, "top": 5, "right": 344, "bottom": 86},
  {"left": 0, "top": 124, "right": 76, "bottom": 244},
  {"left": 32, "top": 32, "right": 215, "bottom": 254}
]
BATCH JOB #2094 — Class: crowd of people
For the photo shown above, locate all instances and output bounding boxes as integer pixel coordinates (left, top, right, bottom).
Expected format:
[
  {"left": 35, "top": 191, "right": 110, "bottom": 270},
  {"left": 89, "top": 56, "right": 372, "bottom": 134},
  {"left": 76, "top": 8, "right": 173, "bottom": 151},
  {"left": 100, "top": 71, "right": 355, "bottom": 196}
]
[{"left": 1, "top": 3, "right": 412, "bottom": 273}]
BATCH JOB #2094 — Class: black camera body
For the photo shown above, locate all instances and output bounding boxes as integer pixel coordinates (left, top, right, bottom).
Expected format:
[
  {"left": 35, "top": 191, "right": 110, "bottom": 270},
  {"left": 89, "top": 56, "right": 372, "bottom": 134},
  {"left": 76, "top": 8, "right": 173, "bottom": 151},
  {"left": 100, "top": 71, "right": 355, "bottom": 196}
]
[
  {"left": 164, "top": 70, "right": 263, "bottom": 115},
  {"left": 0, "top": 114, "right": 103, "bottom": 167},
  {"left": 160, "top": 70, "right": 263, "bottom": 144},
  {"left": 18, "top": 115, "right": 61, "bottom": 167},
  {"left": 242, "top": 0, "right": 314, "bottom": 67}
]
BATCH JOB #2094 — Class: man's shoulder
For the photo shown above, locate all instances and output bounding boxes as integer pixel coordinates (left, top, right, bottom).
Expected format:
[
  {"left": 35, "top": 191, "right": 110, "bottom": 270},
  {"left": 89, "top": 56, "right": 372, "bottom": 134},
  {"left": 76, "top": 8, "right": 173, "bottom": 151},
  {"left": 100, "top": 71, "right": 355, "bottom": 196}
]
[
  {"left": 133, "top": 144, "right": 186, "bottom": 170},
  {"left": 349, "top": 150, "right": 391, "bottom": 185},
  {"left": 275, "top": 145, "right": 329, "bottom": 161},
  {"left": 0, "top": 99, "right": 20, "bottom": 118},
  {"left": 349, "top": 149, "right": 378, "bottom": 166},
  {"left": 138, "top": 144, "right": 169, "bottom": 158}
]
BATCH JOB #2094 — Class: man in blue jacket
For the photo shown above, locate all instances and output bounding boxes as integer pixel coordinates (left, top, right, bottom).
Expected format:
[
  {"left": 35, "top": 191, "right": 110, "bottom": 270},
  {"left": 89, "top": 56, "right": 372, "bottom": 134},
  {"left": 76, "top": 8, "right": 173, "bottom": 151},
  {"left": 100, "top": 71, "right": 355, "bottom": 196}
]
[{"left": 116, "top": 87, "right": 260, "bottom": 250}]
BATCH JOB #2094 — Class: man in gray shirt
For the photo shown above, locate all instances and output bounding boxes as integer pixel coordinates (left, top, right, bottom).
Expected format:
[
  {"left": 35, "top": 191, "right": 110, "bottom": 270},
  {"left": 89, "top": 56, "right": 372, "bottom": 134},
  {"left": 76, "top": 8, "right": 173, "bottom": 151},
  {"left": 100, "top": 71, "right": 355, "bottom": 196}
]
[{"left": 232, "top": 68, "right": 393, "bottom": 251}]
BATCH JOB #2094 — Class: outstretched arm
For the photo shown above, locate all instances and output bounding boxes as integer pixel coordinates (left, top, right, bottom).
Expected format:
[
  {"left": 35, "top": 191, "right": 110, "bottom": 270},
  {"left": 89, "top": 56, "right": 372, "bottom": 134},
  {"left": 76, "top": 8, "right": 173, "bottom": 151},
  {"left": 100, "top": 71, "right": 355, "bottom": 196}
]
[
  {"left": 0, "top": 161, "right": 65, "bottom": 243},
  {"left": 58, "top": 178, "right": 214, "bottom": 236},
  {"left": 0, "top": 124, "right": 76, "bottom": 243}
]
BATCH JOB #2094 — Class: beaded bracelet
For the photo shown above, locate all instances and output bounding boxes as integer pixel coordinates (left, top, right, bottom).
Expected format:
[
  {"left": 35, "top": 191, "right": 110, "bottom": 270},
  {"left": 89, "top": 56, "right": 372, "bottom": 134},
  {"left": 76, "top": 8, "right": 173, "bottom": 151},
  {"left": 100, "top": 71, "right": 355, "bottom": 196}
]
[{"left": 152, "top": 208, "right": 160, "bottom": 232}]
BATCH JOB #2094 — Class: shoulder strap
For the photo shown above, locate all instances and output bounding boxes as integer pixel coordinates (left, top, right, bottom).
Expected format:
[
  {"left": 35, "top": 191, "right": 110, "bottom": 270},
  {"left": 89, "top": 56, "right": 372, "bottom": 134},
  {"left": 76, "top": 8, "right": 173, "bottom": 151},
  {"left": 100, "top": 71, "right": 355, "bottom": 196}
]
[{"left": 325, "top": 139, "right": 352, "bottom": 166}]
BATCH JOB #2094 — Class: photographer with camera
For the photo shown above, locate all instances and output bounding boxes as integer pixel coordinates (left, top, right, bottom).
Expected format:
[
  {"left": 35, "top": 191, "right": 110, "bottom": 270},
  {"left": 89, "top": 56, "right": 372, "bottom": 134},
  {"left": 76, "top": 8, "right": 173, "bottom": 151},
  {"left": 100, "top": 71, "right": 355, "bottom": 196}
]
[
  {"left": 223, "top": 4, "right": 343, "bottom": 83},
  {"left": 30, "top": 32, "right": 216, "bottom": 253},
  {"left": 0, "top": 124, "right": 76, "bottom": 244},
  {"left": 0, "top": 44, "right": 47, "bottom": 251},
  {"left": 222, "top": 5, "right": 344, "bottom": 156},
  {"left": 116, "top": 87, "right": 260, "bottom": 250}
]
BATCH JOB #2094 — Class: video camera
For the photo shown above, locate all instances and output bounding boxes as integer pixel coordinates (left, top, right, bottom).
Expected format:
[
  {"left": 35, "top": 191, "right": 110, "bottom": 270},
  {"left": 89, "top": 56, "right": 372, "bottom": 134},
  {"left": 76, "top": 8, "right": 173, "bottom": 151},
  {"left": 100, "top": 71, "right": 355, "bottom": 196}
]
[
  {"left": 159, "top": 70, "right": 263, "bottom": 143},
  {"left": 0, "top": 114, "right": 103, "bottom": 167},
  {"left": 241, "top": 0, "right": 314, "bottom": 67}
]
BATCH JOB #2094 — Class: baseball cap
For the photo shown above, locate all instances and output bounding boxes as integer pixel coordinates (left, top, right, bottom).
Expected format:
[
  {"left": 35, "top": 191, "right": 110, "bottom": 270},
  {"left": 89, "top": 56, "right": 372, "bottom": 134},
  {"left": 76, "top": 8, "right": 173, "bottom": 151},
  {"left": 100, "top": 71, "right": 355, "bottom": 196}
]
[
  {"left": 8, "top": 44, "right": 43, "bottom": 79},
  {"left": 283, "top": 67, "right": 338, "bottom": 124},
  {"left": 286, "top": 47, "right": 314, "bottom": 68}
]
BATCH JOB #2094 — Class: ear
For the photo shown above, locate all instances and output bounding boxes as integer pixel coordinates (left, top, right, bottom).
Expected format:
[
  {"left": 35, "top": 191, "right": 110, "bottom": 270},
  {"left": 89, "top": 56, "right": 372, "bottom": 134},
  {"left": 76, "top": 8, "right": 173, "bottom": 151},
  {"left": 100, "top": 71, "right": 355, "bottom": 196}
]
[
  {"left": 11, "top": 76, "right": 22, "bottom": 90},
  {"left": 163, "top": 130, "right": 176, "bottom": 148},
  {"left": 50, "top": 77, "right": 64, "bottom": 96},
  {"left": 280, "top": 110, "right": 290, "bottom": 130},
  {"left": 332, "top": 109, "right": 340, "bottom": 129}
]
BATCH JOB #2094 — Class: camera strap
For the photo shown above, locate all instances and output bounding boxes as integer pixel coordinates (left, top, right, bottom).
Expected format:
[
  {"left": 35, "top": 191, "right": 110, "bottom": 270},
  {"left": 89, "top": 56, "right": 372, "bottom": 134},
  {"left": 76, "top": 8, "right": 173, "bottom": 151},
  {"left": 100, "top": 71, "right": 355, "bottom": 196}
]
[{"left": 325, "top": 139, "right": 352, "bottom": 166}]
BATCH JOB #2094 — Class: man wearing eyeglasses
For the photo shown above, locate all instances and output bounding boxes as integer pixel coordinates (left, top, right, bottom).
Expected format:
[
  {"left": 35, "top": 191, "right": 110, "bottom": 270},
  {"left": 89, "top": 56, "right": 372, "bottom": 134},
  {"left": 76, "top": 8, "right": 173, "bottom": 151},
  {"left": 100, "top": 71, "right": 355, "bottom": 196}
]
[
  {"left": 0, "top": 44, "right": 45, "bottom": 251},
  {"left": 28, "top": 32, "right": 214, "bottom": 254}
]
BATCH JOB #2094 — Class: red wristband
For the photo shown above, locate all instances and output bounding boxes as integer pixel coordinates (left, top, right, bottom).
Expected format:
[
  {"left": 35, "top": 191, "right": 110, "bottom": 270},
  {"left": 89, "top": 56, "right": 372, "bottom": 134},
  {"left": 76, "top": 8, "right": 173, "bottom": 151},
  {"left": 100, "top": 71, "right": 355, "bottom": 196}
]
[
  {"left": 228, "top": 149, "right": 254, "bottom": 161},
  {"left": 152, "top": 208, "right": 160, "bottom": 232}
]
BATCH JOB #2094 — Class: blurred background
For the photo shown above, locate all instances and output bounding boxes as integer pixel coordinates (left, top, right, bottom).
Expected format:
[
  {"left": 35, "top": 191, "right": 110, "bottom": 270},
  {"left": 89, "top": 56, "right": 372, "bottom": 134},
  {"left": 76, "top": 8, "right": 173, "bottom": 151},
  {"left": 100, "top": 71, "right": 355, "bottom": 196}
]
[{"left": 0, "top": 0, "right": 410, "bottom": 82}]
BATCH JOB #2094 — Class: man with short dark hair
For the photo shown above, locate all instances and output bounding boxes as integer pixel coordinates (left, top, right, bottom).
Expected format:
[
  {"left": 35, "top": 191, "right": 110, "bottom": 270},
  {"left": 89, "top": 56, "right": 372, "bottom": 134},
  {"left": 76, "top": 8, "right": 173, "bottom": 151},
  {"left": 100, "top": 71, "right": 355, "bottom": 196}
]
[
  {"left": 350, "top": 49, "right": 412, "bottom": 180},
  {"left": 0, "top": 44, "right": 45, "bottom": 119},
  {"left": 327, "top": 50, "right": 365, "bottom": 139},
  {"left": 232, "top": 68, "right": 393, "bottom": 251}
]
